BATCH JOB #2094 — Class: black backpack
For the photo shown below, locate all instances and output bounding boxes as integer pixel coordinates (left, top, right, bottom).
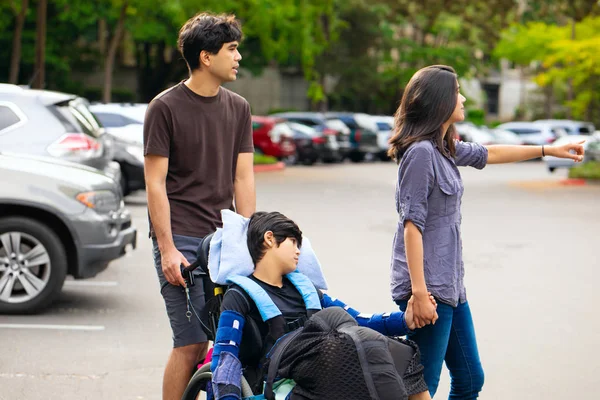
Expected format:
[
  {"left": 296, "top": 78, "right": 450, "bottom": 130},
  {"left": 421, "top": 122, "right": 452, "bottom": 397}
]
[{"left": 263, "top": 306, "right": 426, "bottom": 400}]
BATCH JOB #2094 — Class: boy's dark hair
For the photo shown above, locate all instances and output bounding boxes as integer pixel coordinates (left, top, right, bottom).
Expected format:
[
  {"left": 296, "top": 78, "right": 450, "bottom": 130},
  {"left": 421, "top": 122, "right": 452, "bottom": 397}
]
[
  {"left": 247, "top": 211, "right": 303, "bottom": 265},
  {"left": 177, "top": 12, "right": 243, "bottom": 72}
]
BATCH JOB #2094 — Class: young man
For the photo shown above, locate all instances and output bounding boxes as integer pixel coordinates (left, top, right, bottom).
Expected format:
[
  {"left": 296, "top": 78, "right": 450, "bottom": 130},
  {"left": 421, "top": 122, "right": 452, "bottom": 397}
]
[
  {"left": 143, "top": 12, "right": 255, "bottom": 400},
  {"left": 210, "top": 211, "right": 434, "bottom": 400}
]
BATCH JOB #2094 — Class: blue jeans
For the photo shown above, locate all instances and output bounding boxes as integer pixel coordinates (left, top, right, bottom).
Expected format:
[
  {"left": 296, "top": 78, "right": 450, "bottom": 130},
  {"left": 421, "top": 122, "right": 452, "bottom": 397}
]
[{"left": 397, "top": 300, "right": 484, "bottom": 399}]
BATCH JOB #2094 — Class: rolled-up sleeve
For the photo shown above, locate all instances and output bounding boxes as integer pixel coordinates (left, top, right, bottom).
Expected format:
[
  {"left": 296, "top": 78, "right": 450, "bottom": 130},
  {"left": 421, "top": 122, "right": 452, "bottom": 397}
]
[
  {"left": 396, "top": 146, "right": 434, "bottom": 233},
  {"left": 454, "top": 140, "right": 488, "bottom": 169}
]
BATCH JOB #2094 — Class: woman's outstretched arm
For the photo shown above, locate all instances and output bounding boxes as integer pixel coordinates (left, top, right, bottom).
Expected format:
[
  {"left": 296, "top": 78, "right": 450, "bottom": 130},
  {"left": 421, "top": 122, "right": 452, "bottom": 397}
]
[{"left": 486, "top": 141, "right": 585, "bottom": 164}]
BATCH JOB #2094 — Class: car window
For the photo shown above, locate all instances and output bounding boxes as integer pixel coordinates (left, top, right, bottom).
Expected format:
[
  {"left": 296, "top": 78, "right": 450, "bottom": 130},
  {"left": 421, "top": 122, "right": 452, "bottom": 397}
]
[
  {"left": 289, "top": 118, "right": 318, "bottom": 126},
  {"left": 579, "top": 126, "right": 592, "bottom": 134},
  {"left": 376, "top": 121, "right": 392, "bottom": 131},
  {"left": 506, "top": 128, "right": 542, "bottom": 135},
  {"left": 252, "top": 121, "right": 262, "bottom": 130},
  {"left": 94, "top": 112, "right": 129, "bottom": 128},
  {"left": 0, "top": 104, "right": 23, "bottom": 133},
  {"left": 334, "top": 117, "right": 359, "bottom": 129},
  {"left": 49, "top": 99, "right": 102, "bottom": 138}
]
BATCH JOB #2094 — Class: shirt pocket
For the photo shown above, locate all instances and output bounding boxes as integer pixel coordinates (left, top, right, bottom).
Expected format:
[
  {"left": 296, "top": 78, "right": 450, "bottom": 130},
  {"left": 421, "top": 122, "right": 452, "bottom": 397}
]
[{"left": 438, "top": 179, "right": 461, "bottom": 216}]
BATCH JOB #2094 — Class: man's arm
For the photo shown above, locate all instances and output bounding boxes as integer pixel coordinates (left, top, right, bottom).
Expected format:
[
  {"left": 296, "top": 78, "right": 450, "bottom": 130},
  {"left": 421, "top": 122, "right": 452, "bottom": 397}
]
[
  {"left": 234, "top": 152, "right": 255, "bottom": 218},
  {"left": 145, "top": 155, "right": 187, "bottom": 286}
]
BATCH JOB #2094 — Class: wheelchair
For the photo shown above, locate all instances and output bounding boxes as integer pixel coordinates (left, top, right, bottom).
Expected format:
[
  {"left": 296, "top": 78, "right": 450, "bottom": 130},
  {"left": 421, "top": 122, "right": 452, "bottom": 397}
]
[
  {"left": 178, "top": 232, "right": 425, "bottom": 400},
  {"left": 179, "top": 232, "right": 260, "bottom": 400}
]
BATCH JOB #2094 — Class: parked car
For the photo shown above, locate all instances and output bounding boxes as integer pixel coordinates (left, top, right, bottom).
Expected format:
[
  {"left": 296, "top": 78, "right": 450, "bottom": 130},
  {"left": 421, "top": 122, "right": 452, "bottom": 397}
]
[
  {"left": 324, "top": 112, "right": 380, "bottom": 162},
  {"left": 371, "top": 115, "right": 394, "bottom": 161},
  {"left": 0, "top": 84, "right": 121, "bottom": 185},
  {"left": 485, "top": 128, "right": 524, "bottom": 145},
  {"left": 495, "top": 121, "right": 558, "bottom": 145},
  {"left": 455, "top": 123, "right": 494, "bottom": 145},
  {"left": 534, "top": 119, "right": 596, "bottom": 136},
  {"left": 89, "top": 103, "right": 146, "bottom": 195},
  {"left": 269, "top": 112, "right": 351, "bottom": 159},
  {"left": 251, "top": 116, "right": 297, "bottom": 162},
  {"left": 0, "top": 152, "right": 137, "bottom": 314},
  {"left": 543, "top": 135, "right": 596, "bottom": 172},
  {"left": 286, "top": 122, "right": 340, "bottom": 165}
]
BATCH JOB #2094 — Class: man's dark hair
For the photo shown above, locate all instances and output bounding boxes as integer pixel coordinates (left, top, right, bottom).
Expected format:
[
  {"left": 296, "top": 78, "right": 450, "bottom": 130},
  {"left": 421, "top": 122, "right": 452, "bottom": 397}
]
[
  {"left": 247, "top": 211, "right": 303, "bottom": 265},
  {"left": 177, "top": 12, "right": 243, "bottom": 72}
]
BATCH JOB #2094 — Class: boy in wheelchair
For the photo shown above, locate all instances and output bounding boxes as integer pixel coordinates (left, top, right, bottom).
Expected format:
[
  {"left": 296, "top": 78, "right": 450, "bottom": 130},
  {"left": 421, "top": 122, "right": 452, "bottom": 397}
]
[{"left": 200, "top": 211, "right": 434, "bottom": 400}]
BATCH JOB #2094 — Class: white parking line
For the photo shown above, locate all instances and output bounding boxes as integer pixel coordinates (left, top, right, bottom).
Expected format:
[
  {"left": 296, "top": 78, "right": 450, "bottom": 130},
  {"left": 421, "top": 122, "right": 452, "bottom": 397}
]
[
  {"left": 0, "top": 324, "right": 105, "bottom": 331},
  {"left": 64, "top": 280, "right": 118, "bottom": 287}
]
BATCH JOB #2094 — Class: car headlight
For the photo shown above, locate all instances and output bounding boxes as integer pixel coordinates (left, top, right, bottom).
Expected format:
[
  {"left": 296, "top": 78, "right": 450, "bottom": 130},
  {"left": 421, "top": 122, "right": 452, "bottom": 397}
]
[{"left": 76, "top": 190, "right": 120, "bottom": 213}]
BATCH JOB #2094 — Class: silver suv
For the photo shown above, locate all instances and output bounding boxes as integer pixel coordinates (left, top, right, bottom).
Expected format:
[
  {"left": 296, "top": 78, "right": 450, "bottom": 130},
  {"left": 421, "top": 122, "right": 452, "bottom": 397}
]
[
  {"left": 0, "top": 152, "right": 137, "bottom": 314},
  {"left": 0, "top": 84, "right": 121, "bottom": 183}
]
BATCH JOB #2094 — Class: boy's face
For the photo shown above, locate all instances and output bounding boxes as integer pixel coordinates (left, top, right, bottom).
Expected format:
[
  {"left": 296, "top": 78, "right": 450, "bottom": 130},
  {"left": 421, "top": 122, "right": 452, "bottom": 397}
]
[
  {"left": 204, "top": 41, "right": 241, "bottom": 83},
  {"left": 265, "top": 234, "right": 300, "bottom": 275}
]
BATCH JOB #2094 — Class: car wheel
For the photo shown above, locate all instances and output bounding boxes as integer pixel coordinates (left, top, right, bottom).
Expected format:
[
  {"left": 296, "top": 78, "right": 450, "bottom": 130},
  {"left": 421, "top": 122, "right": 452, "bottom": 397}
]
[
  {"left": 120, "top": 170, "right": 130, "bottom": 197},
  {"left": 302, "top": 156, "right": 316, "bottom": 166},
  {"left": 349, "top": 152, "right": 365, "bottom": 163},
  {"left": 548, "top": 167, "right": 556, "bottom": 173},
  {"left": 0, "top": 217, "right": 67, "bottom": 314}
]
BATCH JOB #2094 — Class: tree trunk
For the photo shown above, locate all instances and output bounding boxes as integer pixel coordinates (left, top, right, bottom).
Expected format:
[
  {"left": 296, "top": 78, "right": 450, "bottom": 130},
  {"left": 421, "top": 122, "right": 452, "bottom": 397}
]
[
  {"left": 566, "top": 19, "right": 576, "bottom": 118},
  {"left": 103, "top": 2, "right": 128, "bottom": 103},
  {"left": 519, "top": 66, "right": 527, "bottom": 118},
  {"left": 9, "top": 0, "right": 29, "bottom": 84},
  {"left": 98, "top": 18, "right": 107, "bottom": 56},
  {"left": 32, "top": 0, "right": 47, "bottom": 89},
  {"left": 544, "top": 83, "right": 553, "bottom": 119}
]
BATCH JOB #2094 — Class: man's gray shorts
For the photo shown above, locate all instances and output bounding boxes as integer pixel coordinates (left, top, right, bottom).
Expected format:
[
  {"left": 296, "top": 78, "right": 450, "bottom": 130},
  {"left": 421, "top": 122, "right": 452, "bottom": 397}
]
[{"left": 153, "top": 234, "right": 208, "bottom": 348}]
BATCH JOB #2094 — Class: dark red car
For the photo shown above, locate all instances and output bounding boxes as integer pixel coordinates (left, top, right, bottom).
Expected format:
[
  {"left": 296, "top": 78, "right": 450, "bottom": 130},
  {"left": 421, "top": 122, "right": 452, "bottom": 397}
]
[{"left": 252, "top": 116, "right": 297, "bottom": 161}]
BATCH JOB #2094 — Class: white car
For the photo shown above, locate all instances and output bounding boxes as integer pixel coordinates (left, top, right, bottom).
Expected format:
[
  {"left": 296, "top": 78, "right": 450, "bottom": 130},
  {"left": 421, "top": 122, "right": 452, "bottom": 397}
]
[
  {"left": 496, "top": 122, "right": 558, "bottom": 145},
  {"left": 487, "top": 129, "right": 523, "bottom": 145},
  {"left": 89, "top": 103, "right": 148, "bottom": 145},
  {"left": 370, "top": 115, "right": 394, "bottom": 160},
  {"left": 455, "top": 123, "right": 494, "bottom": 145},
  {"left": 543, "top": 135, "right": 593, "bottom": 172}
]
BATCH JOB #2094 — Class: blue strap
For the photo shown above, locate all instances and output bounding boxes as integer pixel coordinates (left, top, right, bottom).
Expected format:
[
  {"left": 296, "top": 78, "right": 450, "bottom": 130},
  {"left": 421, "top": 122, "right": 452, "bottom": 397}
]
[
  {"left": 356, "top": 311, "right": 409, "bottom": 336},
  {"left": 285, "top": 272, "right": 322, "bottom": 311},
  {"left": 211, "top": 310, "right": 246, "bottom": 373},
  {"left": 321, "top": 293, "right": 360, "bottom": 318},
  {"left": 227, "top": 276, "right": 282, "bottom": 322}
]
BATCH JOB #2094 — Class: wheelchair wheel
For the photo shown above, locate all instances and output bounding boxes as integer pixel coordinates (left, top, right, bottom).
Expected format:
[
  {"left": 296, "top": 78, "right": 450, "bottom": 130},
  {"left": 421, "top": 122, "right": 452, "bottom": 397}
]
[{"left": 182, "top": 363, "right": 255, "bottom": 400}]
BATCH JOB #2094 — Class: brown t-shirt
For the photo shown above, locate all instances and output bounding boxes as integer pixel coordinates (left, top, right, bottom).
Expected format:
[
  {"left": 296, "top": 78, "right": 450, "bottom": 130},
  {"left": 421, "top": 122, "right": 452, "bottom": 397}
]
[{"left": 143, "top": 82, "right": 254, "bottom": 238}]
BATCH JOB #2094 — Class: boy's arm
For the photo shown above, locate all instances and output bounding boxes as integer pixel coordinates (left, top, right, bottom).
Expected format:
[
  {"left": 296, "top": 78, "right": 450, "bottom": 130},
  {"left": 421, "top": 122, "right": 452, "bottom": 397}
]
[
  {"left": 211, "top": 291, "right": 249, "bottom": 400},
  {"left": 320, "top": 292, "right": 411, "bottom": 336}
]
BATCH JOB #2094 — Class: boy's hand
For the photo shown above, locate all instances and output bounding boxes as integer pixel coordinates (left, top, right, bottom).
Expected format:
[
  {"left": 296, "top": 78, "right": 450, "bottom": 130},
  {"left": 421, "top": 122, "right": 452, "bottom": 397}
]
[{"left": 405, "top": 293, "right": 437, "bottom": 331}]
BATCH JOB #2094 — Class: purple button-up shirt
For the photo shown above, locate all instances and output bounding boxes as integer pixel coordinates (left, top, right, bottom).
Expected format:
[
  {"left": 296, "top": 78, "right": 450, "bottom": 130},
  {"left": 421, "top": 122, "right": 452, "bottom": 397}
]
[{"left": 390, "top": 139, "right": 488, "bottom": 307}]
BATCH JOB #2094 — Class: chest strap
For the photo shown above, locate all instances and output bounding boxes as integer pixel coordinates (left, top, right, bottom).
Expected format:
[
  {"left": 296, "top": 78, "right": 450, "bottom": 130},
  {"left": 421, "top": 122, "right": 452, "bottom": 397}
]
[{"left": 227, "top": 272, "right": 322, "bottom": 322}]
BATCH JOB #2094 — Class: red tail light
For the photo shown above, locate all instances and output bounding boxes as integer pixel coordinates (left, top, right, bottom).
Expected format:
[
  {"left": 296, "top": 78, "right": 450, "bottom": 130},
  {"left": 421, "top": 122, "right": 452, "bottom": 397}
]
[
  {"left": 312, "top": 136, "right": 326, "bottom": 145},
  {"left": 48, "top": 133, "right": 102, "bottom": 159},
  {"left": 354, "top": 129, "right": 362, "bottom": 142}
]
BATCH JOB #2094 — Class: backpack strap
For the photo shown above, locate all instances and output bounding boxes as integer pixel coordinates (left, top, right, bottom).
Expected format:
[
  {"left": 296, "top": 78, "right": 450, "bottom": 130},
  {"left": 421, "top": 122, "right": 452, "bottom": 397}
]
[
  {"left": 227, "top": 276, "right": 282, "bottom": 322},
  {"left": 285, "top": 271, "right": 322, "bottom": 312},
  {"left": 263, "top": 329, "right": 304, "bottom": 400}
]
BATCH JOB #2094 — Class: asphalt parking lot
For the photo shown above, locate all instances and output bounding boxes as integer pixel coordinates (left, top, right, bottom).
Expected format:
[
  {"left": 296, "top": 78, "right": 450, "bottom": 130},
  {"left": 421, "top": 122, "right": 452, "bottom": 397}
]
[{"left": 1, "top": 160, "right": 598, "bottom": 400}]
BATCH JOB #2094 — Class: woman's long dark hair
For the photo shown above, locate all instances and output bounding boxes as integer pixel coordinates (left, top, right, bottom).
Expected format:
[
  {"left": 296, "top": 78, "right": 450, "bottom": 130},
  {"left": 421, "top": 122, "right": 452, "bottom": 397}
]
[{"left": 387, "top": 65, "right": 459, "bottom": 162}]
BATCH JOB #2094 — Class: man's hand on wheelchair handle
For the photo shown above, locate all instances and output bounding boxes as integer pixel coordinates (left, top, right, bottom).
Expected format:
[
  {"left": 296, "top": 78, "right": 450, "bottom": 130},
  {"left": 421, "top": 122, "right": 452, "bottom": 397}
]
[
  {"left": 161, "top": 246, "right": 188, "bottom": 287},
  {"left": 405, "top": 293, "right": 437, "bottom": 330}
]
